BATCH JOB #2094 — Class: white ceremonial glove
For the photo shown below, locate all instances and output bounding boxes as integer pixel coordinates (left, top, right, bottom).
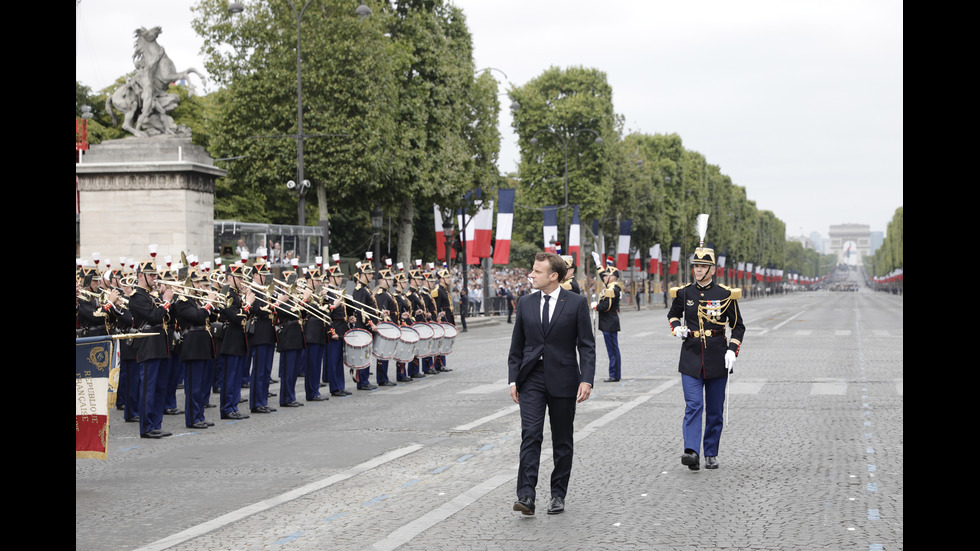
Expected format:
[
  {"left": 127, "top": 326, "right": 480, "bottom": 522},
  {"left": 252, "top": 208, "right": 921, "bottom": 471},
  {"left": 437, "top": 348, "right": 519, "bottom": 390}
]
[
  {"left": 673, "top": 326, "right": 690, "bottom": 339},
  {"left": 590, "top": 301, "right": 598, "bottom": 310},
  {"left": 725, "top": 350, "right": 737, "bottom": 373}
]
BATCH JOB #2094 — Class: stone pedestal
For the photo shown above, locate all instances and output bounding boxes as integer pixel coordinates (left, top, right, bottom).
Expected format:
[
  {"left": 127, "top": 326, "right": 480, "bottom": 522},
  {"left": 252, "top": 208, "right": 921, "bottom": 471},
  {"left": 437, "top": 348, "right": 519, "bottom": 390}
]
[{"left": 75, "top": 137, "right": 226, "bottom": 266}]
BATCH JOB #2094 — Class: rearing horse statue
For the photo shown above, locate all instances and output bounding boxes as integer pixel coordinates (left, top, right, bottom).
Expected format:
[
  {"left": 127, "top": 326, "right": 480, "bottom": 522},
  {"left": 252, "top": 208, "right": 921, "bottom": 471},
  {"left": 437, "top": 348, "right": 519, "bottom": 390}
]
[{"left": 105, "top": 26, "right": 207, "bottom": 138}]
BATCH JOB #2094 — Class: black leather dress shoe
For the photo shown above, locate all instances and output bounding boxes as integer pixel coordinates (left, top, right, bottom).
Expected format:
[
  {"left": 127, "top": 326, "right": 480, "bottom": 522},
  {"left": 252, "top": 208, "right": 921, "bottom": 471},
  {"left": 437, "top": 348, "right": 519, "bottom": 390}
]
[
  {"left": 221, "top": 411, "right": 250, "bottom": 420},
  {"left": 250, "top": 406, "right": 272, "bottom": 413},
  {"left": 410, "top": 373, "right": 426, "bottom": 378},
  {"left": 396, "top": 377, "right": 413, "bottom": 382},
  {"left": 547, "top": 496, "right": 565, "bottom": 515},
  {"left": 603, "top": 378, "right": 620, "bottom": 382},
  {"left": 357, "top": 384, "right": 378, "bottom": 390},
  {"left": 330, "top": 390, "right": 348, "bottom": 397},
  {"left": 379, "top": 381, "right": 397, "bottom": 387},
  {"left": 189, "top": 422, "right": 209, "bottom": 429},
  {"left": 513, "top": 496, "right": 535, "bottom": 516},
  {"left": 164, "top": 408, "right": 183, "bottom": 415},
  {"left": 125, "top": 416, "right": 140, "bottom": 422},
  {"left": 282, "top": 401, "right": 304, "bottom": 407},
  {"left": 140, "top": 430, "right": 165, "bottom": 439},
  {"left": 436, "top": 367, "right": 452, "bottom": 372},
  {"left": 681, "top": 450, "right": 700, "bottom": 471},
  {"left": 423, "top": 370, "right": 438, "bottom": 375},
  {"left": 705, "top": 456, "right": 719, "bottom": 469},
  {"left": 308, "top": 395, "right": 329, "bottom": 401}
]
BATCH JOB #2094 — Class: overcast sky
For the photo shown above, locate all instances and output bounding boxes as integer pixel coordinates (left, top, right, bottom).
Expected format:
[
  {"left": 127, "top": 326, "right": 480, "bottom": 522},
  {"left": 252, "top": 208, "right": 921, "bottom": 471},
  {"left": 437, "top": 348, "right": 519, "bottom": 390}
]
[{"left": 77, "top": 0, "right": 903, "bottom": 238}]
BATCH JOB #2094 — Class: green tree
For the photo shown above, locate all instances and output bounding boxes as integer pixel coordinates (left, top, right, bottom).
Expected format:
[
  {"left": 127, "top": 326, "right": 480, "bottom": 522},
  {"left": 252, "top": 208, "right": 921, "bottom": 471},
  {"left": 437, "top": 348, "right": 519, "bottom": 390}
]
[{"left": 510, "top": 66, "right": 617, "bottom": 249}]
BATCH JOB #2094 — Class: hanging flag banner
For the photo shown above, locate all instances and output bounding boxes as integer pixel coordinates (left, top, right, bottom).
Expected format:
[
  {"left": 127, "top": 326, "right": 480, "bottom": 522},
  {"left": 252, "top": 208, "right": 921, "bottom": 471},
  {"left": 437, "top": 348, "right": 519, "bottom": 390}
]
[
  {"left": 434, "top": 205, "right": 454, "bottom": 261},
  {"left": 492, "top": 189, "right": 515, "bottom": 265},
  {"left": 633, "top": 249, "right": 641, "bottom": 271},
  {"left": 737, "top": 261, "right": 745, "bottom": 280},
  {"left": 470, "top": 198, "right": 494, "bottom": 262},
  {"left": 616, "top": 219, "right": 632, "bottom": 270},
  {"left": 568, "top": 205, "right": 581, "bottom": 266},
  {"left": 669, "top": 243, "right": 681, "bottom": 275},
  {"left": 649, "top": 244, "right": 661, "bottom": 274},
  {"left": 76, "top": 335, "right": 119, "bottom": 460},
  {"left": 543, "top": 207, "right": 558, "bottom": 252}
]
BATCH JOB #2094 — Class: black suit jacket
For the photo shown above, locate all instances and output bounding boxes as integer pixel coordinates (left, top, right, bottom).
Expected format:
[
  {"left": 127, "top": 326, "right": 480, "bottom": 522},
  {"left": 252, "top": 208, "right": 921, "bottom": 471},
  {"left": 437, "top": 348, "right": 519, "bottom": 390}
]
[{"left": 507, "top": 288, "right": 596, "bottom": 398}]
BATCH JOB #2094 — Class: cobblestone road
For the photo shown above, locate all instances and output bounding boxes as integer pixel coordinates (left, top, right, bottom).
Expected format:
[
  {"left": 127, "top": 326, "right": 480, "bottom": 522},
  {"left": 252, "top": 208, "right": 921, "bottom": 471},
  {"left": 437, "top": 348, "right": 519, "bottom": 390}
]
[{"left": 76, "top": 289, "right": 903, "bottom": 550}]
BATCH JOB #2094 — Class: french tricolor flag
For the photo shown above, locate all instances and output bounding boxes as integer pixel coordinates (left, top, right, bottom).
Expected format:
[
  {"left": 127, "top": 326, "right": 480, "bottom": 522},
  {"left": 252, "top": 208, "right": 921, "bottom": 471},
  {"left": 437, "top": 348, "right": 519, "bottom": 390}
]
[
  {"left": 634, "top": 249, "right": 641, "bottom": 270},
  {"left": 737, "top": 261, "right": 745, "bottom": 280},
  {"left": 568, "top": 205, "right": 581, "bottom": 266},
  {"left": 434, "top": 205, "right": 455, "bottom": 261},
  {"left": 543, "top": 207, "right": 558, "bottom": 252},
  {"left": 649, "top": 244, "right": 661, "bottom": 274},
  {"left": 616, "top": 219, "right": 632, "bottom": 270},
  {"left": 492, "top": 189, "right": 515, "bottom": 265},
  {"left": 457, "top": 191, "right": 493, "bottom": 264},
  {"left": 669, "top": 243, "right": 681, "bottom": 275}
]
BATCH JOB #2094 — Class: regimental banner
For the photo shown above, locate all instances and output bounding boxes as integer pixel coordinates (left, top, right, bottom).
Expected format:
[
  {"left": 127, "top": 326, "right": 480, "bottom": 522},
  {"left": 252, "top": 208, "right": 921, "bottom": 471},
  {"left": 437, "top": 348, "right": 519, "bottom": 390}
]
[{"left": 76, "top": 336, "right": 119, "bottom": 460}]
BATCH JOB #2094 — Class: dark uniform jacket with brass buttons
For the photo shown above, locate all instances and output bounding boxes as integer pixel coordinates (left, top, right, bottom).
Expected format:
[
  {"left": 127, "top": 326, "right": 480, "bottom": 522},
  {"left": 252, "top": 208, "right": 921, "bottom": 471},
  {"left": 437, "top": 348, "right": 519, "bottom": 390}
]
[
  {"left": 596, "top": 281, "right": 622, "bottom": 333},
  {"left": 129, "top": 286, "right": 171, "bottom": 361},
  {"left": 668, "top": 281, "right": 745, "bottom": 379},
  {"left": 217, "top": 290, "right": 248, "bottom": 357},
  {"left": 172, "top": 296, "right": 216, "bottom": 361}
]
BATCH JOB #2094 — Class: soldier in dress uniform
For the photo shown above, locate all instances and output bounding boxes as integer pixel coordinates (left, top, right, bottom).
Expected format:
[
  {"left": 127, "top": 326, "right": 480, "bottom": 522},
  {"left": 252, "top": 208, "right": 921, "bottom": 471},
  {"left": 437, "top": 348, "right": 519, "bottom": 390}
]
[
  {"left": 595, "top": 260, "right": 624, "bottom": 382},
  {"left": 392, "top": 263, "right": 416, "bottom": 382},
  {"left": 373, "top": 259, "right": 399, "bottom": 387},
  {"left": 351, "top": 253, "right": 380, "bottom": 390},
  {"left": 129, "top": 259, "right": 175, "bottom": 438},
  {"left": 216, "top": 262, "right": 255, "bottom": 420},
  {"left": 559, "top": 255, "right": 582, "bottom": 295},
  {"left": 276, "top": 270, "right": 308, "bottom": 407},
  {"left": 668, "top": 214, "right": 745, "bottom": 471},
  {"left": 433, "top": 267, "right": 455, "bottom": 373},
  {"left": 406, "top": 260, "right": 429, "bottom": 379},
  {"left": 171, "top": 268, "right": 219, "bottom": 429},
  {"left": 159, "top": 266, "right": 184, "bottom": 417},
  {"left": 247, "top": 258, "right": 278, "bottom": 414},
  {"left": 302, "top": 262, "right": 330, "bottom": 402},
  {"left": 324, "top": 255, "right": 353, "bottom": 397},
  {"left": 419, "top": 266, "right": 441, "bottom": 375}
]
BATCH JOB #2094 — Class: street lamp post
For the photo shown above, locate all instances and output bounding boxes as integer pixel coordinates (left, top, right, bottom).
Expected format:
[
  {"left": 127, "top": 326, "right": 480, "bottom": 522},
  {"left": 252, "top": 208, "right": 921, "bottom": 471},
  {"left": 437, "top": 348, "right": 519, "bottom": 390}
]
[
  {"left": 529, "top": 128, "right": 603, "bottom": 257},
  {"left": 228, "top": 1, "right": 371, "bottom": 227}
]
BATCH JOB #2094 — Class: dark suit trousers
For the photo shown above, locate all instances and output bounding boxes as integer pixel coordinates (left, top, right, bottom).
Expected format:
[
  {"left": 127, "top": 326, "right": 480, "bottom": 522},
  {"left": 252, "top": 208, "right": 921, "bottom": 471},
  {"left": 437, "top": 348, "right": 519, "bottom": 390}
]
[{"left": 517, "top": 362, "right": 577, "bottom": 500}]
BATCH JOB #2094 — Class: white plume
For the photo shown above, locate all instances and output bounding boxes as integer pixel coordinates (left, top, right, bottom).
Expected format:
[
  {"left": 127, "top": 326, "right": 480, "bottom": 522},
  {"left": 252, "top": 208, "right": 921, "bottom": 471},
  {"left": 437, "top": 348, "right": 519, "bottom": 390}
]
[{"left": 695, "top": 214, "right": 709, "bottom": 245}]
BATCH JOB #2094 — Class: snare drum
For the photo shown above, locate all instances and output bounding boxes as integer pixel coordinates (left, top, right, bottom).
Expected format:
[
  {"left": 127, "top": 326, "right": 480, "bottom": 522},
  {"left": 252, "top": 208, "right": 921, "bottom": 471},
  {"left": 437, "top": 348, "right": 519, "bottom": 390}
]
[
  {"left": 394, "top": 326, "right": 420, "bottom": 362},
  {"left": 430, "top": 322, "right": 445, "bottom": 355},
  {"left": 412, "top": 323, "right": 434, "bottom": 358},
  {"left": 439, "top": 322, "right": 458, "bottom": 355},
  {"left": 372, "top": 322, "right": 401, "bottom": 359},
  {"left": 343, "top": 329, "right": 373, "bottom": 368}
]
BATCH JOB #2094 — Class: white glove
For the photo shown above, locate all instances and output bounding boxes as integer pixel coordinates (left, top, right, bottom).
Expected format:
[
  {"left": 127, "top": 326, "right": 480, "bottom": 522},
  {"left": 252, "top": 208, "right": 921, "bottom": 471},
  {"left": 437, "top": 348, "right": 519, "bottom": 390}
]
[
  {"left": 673, "top": 326, "right": 690, "bottom": 339},
  {"left": 725, "top": 350, "right": 737, "bottom": 373}
]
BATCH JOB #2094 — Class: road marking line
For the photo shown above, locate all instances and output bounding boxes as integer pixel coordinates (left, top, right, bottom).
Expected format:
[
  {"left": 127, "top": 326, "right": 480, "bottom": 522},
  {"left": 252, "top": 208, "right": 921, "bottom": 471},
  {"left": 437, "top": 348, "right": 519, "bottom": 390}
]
[
  {"left": 132, "top": 444, "right": 424, "bottom": 551},
  {"left": 451, "top": 405, "right": 520, "bottom": 431}
]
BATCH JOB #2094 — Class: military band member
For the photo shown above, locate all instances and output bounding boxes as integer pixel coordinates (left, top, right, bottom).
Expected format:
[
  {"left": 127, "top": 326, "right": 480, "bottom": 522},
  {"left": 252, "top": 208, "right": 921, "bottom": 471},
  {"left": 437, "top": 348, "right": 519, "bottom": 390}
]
[
  {"left": 433, "top": 267, "right": 455, "bottom": 373},
  {"left": 302, "top": 264, "right": 330, "bottom": 402},
  {"left": 374, "top": 260, "right": 399, "bottom": 387},
  {"left": 351, "top": 254, "right": 380, "bottom": 390},
  {"left": 217, "top": 263, "right": 255, "bottom": 420},
  {"left": 406, "top": 261, "right": 430, "bottom": 378},
  {"left": 392, "top": 263, "right": 416, "bottom": 382},
  {"left": 596, "top": 262, "right": 623, "bottom": 382},
  {"left": 420, "top": 268, "right": 440, "bottom": 375},
  {"left": 159, "top": 267, "right": 184, "bottom": 417},
  {"left": 248, "top": 258, "right": 278, "bottom": 414},
  {"left": 171, "top": 269, "right": 218, "bottom": 429},
  {"left": 129, "top": 259, "right": 175, "bottom": 438},
  {"left": 276, "top": 271, "right": 308, "bottom": 407},
  {"left": 668, "top": 214, "right": 745, "bottom": 471},
  {"left": 324, "top": 256, "right": 352, "bottom": 397}
]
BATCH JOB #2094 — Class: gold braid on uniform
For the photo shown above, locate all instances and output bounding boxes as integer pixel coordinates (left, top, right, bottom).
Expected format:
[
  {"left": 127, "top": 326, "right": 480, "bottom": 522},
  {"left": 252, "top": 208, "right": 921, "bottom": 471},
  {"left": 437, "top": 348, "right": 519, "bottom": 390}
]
[{"left": 694, "top": 287, "right": 740, "bottom": 348}]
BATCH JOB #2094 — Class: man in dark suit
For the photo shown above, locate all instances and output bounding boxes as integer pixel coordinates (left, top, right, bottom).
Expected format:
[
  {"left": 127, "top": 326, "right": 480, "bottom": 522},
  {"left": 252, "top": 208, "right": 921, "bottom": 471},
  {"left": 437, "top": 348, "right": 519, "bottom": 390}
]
[{"left": 508, "top": 252, "right": 596, "bottom": 516}]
